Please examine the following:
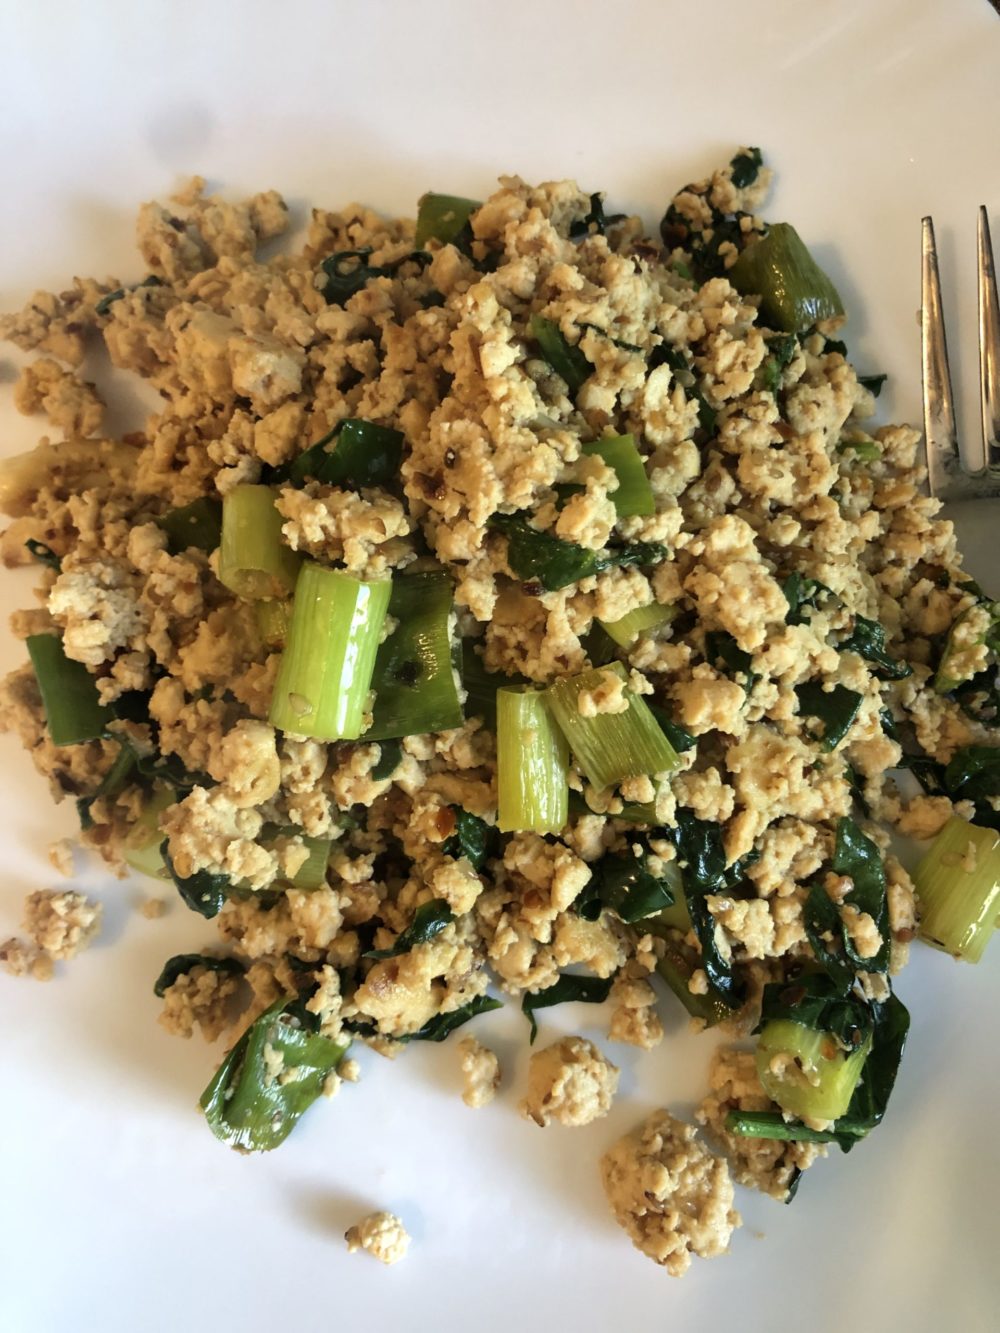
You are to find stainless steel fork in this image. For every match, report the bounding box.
[921,209,1000,499]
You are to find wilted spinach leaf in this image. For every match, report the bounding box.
[647,702,697,753]
[344,993,503,1044]
[319,247,431,305]
[364,900,455,959]
[857,373,888,398]
[162,842,230,919]
[490,512,664,591]
[578,845,675,924]
[795,681,862,750]
[840,616,911,680]
[704,630,757,692]
[153,953,245,998]
[943,744,1000,831]
[24,539,61,571]
[371,739,403,781]
[782,572,827,625]
[522,973,614,1043]
[569,192,627,239]
[442,808,498,871]
[729,146,763,188]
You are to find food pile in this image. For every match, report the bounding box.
[2,149,998,1274]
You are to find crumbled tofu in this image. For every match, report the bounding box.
[23,889,102,960]
[158,963,243,1042]
[458,1036,501,1108]
[345,1211,410,1265]
[520,1035,619,1127]
[601,1110,741,1275]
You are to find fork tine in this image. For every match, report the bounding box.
[978,205,1000,473]
[921,215,960,497]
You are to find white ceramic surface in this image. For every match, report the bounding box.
[1,3,998,1330]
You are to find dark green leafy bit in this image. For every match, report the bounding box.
[667,810,751,1010]
[24,539,61,571]
[943,744,1000,831]
[729,222,845,333]
[278,418,404,490]
[660,203,753,284]
[569,192,627,239]
[743,978,909,1152]
[442,808,498,871]
[781,572,827,625]
[157,497,223,555]
[898,752,947,796]
[319,247,431,305]
[153,953,245,998]
[858,373,888,398]
[704,630,757,693]
[371,739,403,781]
[647,702,697,753]
[26,633,111,746]
[804,816,890,979]
[795,681,862,750]
[366,571,463,740]
[582,621,618,668]
[756,332,798,395]
[729,146,763,189]
[344,993,503,1044]
[840,615,911,680]
[952,667,1000,727]
[522,973,614,1043]
[529,315,591,394]
[162,841,230,919]
[76,744,137,829]
[578,845,675,925]
[364,899,455,959]
[489,512,664,591]
[460,639,528,729]
[200,998,349,1151]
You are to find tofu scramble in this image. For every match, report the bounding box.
[2,149,999,1274]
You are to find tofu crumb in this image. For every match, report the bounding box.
[24,888,102,960]
[520,1035,619,1127]
[344,1211,410,1265]
[158,963,243,1042]
[47,838,75,877]
[140,896,167,919]
[601,1110,741,1275]
[458,1036,501,1108]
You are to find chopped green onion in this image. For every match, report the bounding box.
[123,786,176,880]
[219,485,300,601]
[599,601,674,648]
[286,418,404,489]
[415,193,480,248]
[729,222,845,333]
[26,634,111,746]
[497,686,568,834]
[914,816,1000,962]
[582,435,654,517]
[544,661,680,791]
[367,572,464,740]
[269,562,391,741]
[795,681,862,751]
[724,1110,836,1144]
[655,941,731,1027]
[529,314,590,394]
[201,998,350,1151]
[255,598,292,649]
[157,496,222,554]
[290,836,332,890]
[756,1018,872,1123]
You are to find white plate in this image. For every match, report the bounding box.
[1,3,998,1330]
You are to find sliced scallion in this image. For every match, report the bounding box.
[497,686,568,834]
[219,485,300,600]
[269,562,391,741]
[415,193,480,248]
[756,1018,872,1123]
[255,598,292,650]
[529,315,590,394]
[582,434,654,517]
[914,816,1000,962]
[729,222,845,333]
[367,572,464,740]
[599,601,674,648]
[544,661,680,791]
[26,634,111,746]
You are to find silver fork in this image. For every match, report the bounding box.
[921,208,1000,499]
